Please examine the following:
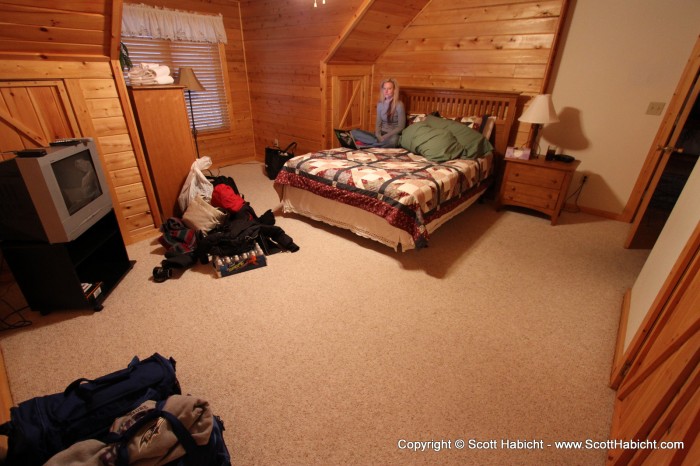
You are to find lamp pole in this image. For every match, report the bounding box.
[186,89,200,158]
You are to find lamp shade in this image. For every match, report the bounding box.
[177,67,205,92]
[518,94,559,124]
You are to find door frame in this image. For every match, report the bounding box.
[622,36,700,234]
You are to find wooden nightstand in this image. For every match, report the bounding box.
[498,157,581,225]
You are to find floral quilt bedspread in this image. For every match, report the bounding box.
[274,147,493,248]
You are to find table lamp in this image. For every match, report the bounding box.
[177,67,206,158]
[518,94,559,158]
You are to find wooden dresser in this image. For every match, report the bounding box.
[128,86,197,220]
[498,157,581,225]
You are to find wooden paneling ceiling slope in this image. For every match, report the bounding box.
[0,0,112,61]
[241,0,568,156]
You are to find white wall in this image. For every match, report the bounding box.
[544,0,700,216]
[625,158,700,350]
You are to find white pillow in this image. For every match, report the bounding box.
[182,195,226,232]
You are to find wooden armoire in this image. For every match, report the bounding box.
[128,85,197,220]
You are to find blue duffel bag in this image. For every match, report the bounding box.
[0,353,181,466]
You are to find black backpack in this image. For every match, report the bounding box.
[0,353,181,466]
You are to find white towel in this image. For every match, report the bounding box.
[151,65,170,77]
[155,76,174,85]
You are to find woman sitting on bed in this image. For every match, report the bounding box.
[351,78,406,148]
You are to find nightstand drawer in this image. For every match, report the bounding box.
[502,181,559,210]
[507,164,566,189]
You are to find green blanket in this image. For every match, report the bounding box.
[399,115,493,162]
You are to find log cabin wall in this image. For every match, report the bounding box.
[0,0,159,244]
[0,0,255,246]
[371,0,569,147]
[241,0,568,157]
[239,0,369,156]
[128,0,255,168]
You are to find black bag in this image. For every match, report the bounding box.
[264,142,297,180]
[0,353,181,466]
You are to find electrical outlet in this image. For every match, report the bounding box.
[274,138,279,147]
[646,102,665,116]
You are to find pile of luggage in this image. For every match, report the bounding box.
[0,353,231,466]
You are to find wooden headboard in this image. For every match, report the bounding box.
[401,87,520,156]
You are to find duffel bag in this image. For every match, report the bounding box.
[0,353,181,466]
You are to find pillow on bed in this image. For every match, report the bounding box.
[400,115,494,162]
[407,111,440,125]
[440,114,496,138]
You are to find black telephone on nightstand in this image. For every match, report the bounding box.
[546,153,575,163]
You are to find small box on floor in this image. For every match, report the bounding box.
[213,247,266,278]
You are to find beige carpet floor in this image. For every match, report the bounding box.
[0,162,650,465]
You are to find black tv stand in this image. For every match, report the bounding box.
[0,210,133,314]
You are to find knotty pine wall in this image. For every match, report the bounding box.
[0,0,160,244]
[239,1,367,156]
[131,0,255,168]
[373,0,568,146]
[0,0,254,245]
[241,0,567,156]
[0,0,569,238]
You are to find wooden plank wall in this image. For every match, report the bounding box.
[0,62,159,244]
[373,0,568,146]
[131,0,255,168]
[240,1,367,156]
[0,0,111,61]
[0,0,160,245]
[241,0,567,156]
[374,0,566,145]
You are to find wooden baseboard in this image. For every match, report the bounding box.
[610,288,632,389]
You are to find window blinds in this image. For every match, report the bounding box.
[123,38,231,133]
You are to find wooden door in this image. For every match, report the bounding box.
[625,37,700,248]
[333,75,369,130]
[0,81,81,155]
[325,64,372,148]
[607,235,700,465]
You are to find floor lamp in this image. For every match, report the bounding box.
[518,94,559,158]
[177,67,206,158]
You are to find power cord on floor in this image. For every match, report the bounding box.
[0,251,32,332]
[563,174,588,213]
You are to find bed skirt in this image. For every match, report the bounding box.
[278,184,486,251]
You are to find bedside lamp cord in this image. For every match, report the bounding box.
[563,175,588,214]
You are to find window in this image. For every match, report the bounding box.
[122,38,231,134]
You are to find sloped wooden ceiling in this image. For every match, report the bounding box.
[0,0,115,61]
[327,0,431,64]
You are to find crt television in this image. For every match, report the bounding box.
[0,138,113,244]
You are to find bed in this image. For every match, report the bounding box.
[274,87,519,251]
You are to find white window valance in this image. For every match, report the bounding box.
[122,3,228,44]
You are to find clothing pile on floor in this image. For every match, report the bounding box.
[154,174,299,282]
[127,63,174,85]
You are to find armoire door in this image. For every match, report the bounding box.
[128,85,197,220]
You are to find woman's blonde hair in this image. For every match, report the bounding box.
[378,78,400,119]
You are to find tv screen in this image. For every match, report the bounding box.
[51,149,103,216]
[0,138,113,244]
